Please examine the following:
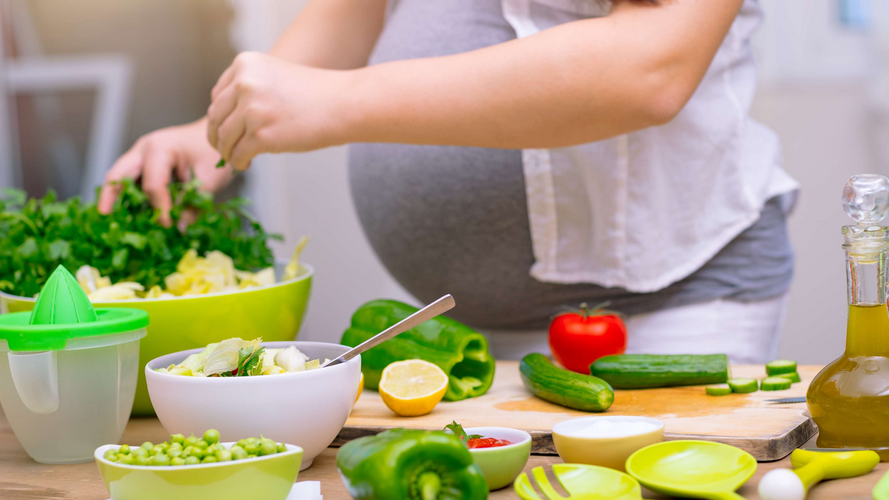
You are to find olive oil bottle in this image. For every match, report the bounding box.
[807,175,889,459]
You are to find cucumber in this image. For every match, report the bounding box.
[520,353,614,412]
[588,354,729,389]
[728,378,758,394]
[761,376,792,391]
[766,359,797,376]
[775,371,801,383]
[705,384,732,396]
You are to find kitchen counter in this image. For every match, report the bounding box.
[1,409,886,499]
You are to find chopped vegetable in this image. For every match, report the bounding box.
[103,429,289,466]
[766,359,797,376]
[727,378,759,394]
[761,376,793,391]
[0,179,280,298]
[156,338,325,377]
[775,372,801,383]
[705,384,733,396]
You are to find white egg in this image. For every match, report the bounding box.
[758,469,806,500]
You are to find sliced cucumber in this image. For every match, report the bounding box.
[728,378,758,394]
[761,376,793,391]
[775,371,801,383]
[705,384,732,396]
[766,359,797,376]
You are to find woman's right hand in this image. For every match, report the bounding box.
[97,118,234,226]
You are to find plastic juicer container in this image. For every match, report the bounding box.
[0,266,148,464]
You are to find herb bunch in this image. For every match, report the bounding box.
[0,178,281,297]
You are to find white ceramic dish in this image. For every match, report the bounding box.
[552,416,665,471]
[145,341,361,470]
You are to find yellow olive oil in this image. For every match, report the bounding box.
[807,304,889,459]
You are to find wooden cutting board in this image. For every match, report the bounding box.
[334,362,817,461]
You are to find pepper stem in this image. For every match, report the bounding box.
[418,471,441,500]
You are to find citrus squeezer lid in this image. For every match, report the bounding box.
[0,266,149,351]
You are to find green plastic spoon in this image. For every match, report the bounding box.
[515,464,643,500]
[625,440,757,500]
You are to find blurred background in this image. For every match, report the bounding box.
[0,0,885,363]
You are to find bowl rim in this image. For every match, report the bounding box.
[449,426,532,454]
[0,263,314,304]
[145,341,359,383]
[94,442,303,471]
[552,416,665,440]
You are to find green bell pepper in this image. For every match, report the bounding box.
[341,300,495,401]
[337,429,489,500]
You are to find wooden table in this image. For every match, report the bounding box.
[1,410,886,499]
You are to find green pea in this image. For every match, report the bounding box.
[203,429,220,445]
[118,444,131,455]
[150,445,165,456]
[205,444,220,456]
[216,449,233,462]
[202,456,218,464]
[277,443,287,453]
[247,454,258,459]
[170,433,185,444]
[135,455,151,466]
[259,440,277,456]
[117,454,135,465]
[168,441,183,449]
[150,453,171,466]
[184,456,200,465]
[236,439,249,448]
[141,442,153,450]
[230,446,247,460]
[171,456,186,466]
[167,448,183,458]
[244,443,259,455]
[103,449,118,460]
[132,447,149,458]
[195,439,209,450]
[184,435,198,447]
[245,437,259,446]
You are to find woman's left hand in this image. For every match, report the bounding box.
[207,52,352,171]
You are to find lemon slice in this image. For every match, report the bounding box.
[379,360,448,417]
[355,372,365,405]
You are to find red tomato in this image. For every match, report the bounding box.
[548,302,627,374]
[467,437,512,449]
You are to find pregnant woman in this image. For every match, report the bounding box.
[99,0,797,363]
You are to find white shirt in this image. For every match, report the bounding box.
[501,0,799,292]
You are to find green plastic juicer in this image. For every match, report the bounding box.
[0,266,148,463]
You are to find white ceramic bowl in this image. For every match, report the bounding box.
[552,416,665,472]
[145,341,360,470]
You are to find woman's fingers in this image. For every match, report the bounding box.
[210,63,236,101]
[206,84,239,153]
[229,134,262,172]
[97,145,144,214]
[215,105,247,164]
[141,147,176,227]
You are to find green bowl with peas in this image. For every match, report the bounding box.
[94,430,302,500]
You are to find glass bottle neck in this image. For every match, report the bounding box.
[844,229,889,356]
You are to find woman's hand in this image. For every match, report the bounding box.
[97,119,233,226]
[207,52,352,172]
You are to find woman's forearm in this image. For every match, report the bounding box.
[339,0,742,149]
[269,0,386,69]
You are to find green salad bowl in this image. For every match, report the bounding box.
[95,442,303,500]
[1,264,313,415]
[465,427,532,490]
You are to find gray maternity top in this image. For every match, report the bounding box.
[348,0,794,330]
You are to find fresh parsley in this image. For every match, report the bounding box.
[444,421,482,446]
[0,178,281,297]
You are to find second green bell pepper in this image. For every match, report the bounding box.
[341,299,496,401]
[337,429,489,500]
